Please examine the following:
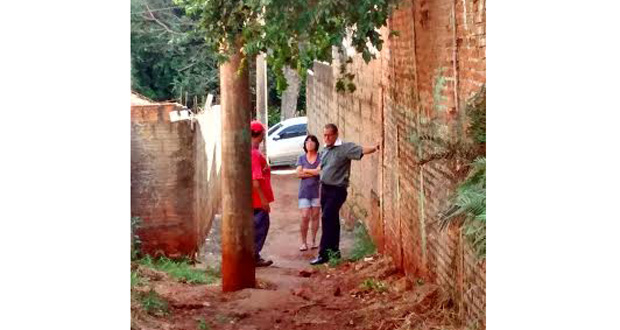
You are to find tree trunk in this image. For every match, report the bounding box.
[220,41,256,292]
[256,53,268,155]
[280,66,300,121]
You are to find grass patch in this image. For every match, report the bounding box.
[131,271,147,287]
[349,222,376,261]
[137,289,169,316]
[139,256,220,284]
[360,277,388,293]
[327,249,343,267]
[197,317,210,330]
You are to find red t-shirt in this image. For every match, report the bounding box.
[251,147,274,209]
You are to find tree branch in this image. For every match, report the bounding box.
[143,2,183,35]
[179,61,197,72]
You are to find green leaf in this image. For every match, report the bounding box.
[336,79,346,92]
[362,49,372,63]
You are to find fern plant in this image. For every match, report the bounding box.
[439,157,486,258]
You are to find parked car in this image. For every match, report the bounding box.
[266,116,308,166]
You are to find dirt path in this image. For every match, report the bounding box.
[132,170,461,330]
[202,169,355,287]
[261,168,355,268]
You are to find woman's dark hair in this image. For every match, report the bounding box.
[303,135,320,153]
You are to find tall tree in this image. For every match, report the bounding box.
[280,67,301,120]
[131,0,219,108]
[176,0,400,291]
[256,54,269,154]
[219,38,255,291]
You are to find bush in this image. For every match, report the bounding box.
[137,289,169,316]
[439,157,486,259]
[349,222,376,261]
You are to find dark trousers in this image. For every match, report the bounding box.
[319,184,348,259]
[253,209,270,260]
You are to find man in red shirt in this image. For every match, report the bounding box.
[250,120,275,267]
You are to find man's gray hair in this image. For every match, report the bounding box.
[324,123,338,133]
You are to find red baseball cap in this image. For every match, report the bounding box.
[250,120,265,134]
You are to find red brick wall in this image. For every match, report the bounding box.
[131,104,223,260]
[131,104,197,258]
[307,0,485,326]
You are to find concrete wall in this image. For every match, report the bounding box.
[193,106,222,256]
[306,0,486,326]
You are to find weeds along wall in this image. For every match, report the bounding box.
[131,103,222,259]
[306,0,486,326]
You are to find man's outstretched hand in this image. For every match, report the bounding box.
[362,143,381,155]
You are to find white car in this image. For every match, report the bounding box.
[266,116,308,166]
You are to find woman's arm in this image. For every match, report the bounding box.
[303,165,321,176]
[297,165,314,178]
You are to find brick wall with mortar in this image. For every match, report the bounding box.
[131,104,222,260]
[306,0,485,326]
[131,104,198,258]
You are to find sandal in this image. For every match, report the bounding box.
[311,243,319,249]
[299,244,308,251]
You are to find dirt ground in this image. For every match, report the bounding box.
[132,171,462,330]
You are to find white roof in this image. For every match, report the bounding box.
[278,116,307,125]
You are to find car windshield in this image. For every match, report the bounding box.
[268,123,283,136]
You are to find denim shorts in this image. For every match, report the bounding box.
[299,198,320,209]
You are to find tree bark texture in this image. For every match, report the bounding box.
[220,41,256,292]
[280,66,300,121]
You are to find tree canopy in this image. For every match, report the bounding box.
[174,0,400,92]
[131,0,220,107]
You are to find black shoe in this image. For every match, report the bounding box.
[255,258,273,267]
[310,256,328,265]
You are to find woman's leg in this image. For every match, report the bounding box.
[310,206,320,248]
[300,206,311,250]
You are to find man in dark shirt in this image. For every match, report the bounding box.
[306,123,380,265]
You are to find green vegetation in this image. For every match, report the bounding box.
[137,289,169,316]
[131,216,143,261]
[437,86,486,259]
[175,0,401,93]
[349,221,376,261]
[131,271,147,288]
[131,0,219,108]
[440,157,486,258]
[197,317,209,330]
[360,278,388,293]
[139,256,220,284]
[327,249,343,267]
[407,85,486,259]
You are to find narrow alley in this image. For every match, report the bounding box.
[131,170,460,330]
